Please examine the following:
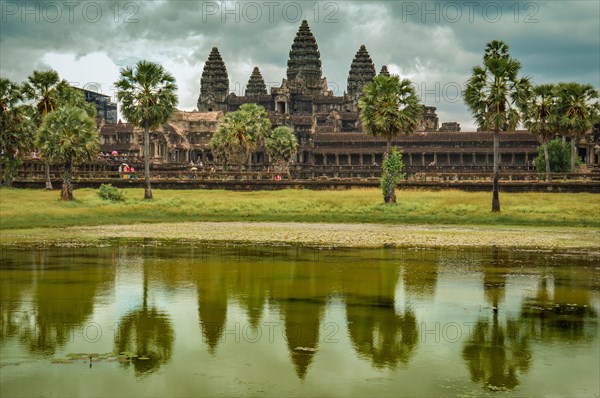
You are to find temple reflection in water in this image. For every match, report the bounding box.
[0,245,598,394]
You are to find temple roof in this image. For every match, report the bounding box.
[379,65,390,77]
[347,45,376,96]
[199,47,229,100]
[286,20,323,87]
[245,67,267,97]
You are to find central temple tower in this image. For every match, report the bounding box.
[285,20,327,95]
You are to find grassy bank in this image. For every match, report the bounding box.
[1,187,599,229]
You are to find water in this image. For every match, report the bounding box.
[1,244,598,397]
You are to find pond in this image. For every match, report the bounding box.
[0,244,598,397]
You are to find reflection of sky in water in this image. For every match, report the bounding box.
[0,246,598,397]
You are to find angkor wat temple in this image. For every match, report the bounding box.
[99,20,600,171]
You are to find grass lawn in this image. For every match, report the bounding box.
[1,187,599,230]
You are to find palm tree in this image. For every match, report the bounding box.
[209,103,271,168]
[115,61,178,199]
[554,82,599,172]
[463,40,530,212]
[523,84,557,181]
[23,70,70,190]
[36,106,99,200]
[358,74,422,203]
[264,126,298,175]
[0,78,36,186]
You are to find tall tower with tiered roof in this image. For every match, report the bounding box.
[197,47,229,112]
[347,45,376,97]
[285,20,327,95]
[245,67,267,97]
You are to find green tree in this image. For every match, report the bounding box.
[534,138,574,173]
[37,106,99,200]
[23,70,70,190]
[115,61,178,199]
[359,74,421,203]
[463,40,531,212]
[380,148,405,202]
[209,103,271,167]
[523,84,557,180]
[554,82,599,172]
[0,78,36,186]
[264,126,298,175]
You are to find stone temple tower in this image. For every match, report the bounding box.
[245,67,267,97]
[347,45,376,97]
[197,47,229,112]
[285,20,327,95]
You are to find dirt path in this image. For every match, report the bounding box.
[2,222,598,252]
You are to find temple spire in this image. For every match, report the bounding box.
[197,47,229,111]
[286,20,323,90]
[347,45,376,96]
[245,67,267,97]
[379,65,390,77]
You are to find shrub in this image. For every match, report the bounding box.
[534,138,580,173]
[98,184,125,201]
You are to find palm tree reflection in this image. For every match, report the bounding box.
[115,259,174,376]
[344,257,418,369]
[462,314,530,391]
[462,250,530,391]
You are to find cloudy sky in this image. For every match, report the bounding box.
[1,0,598,130]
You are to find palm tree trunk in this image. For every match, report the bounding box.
[570,135,577,173]
[143,120,153,199]
[61,160,72,200]
[562,135,566,148]
[543,141,551,181]
[492,130,500,212]
[44,161,53,190]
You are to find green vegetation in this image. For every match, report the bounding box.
[380,148,405,199]
[523,83,557,180]
[24,70,72,190]
[1,188,598,230]
[115,60,179,200]
[37,106,99,200]
[264,126,298,175]
[554,82,599,172]
[463,40,531,212]
[0,78,36,187]
[359,74,422,203]
[98,184,125,201]
[534,138,577,173]
[210,103,271,166]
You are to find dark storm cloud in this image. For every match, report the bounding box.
[1,0,598,128]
